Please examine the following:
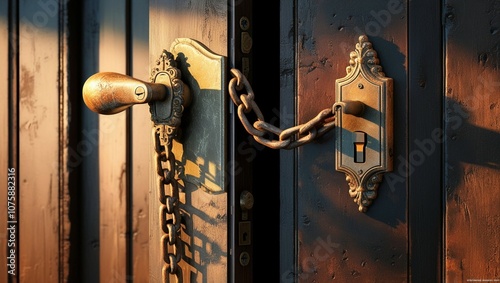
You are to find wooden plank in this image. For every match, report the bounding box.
[130,0,150,281]
[295,0,408,281]
[0,0,10,281]
[149,0,227,66]
[18,0,64,281]
[279,1,297,281]
[59,3,72,281]
[98,0,129,282]
[80,0,100,281]
[444,0,500,281]
[149,1,228,281]
[407,0,443,281]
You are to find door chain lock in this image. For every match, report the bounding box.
[82,33,391,283]
[83,49,190,282]
[228,35,393,212]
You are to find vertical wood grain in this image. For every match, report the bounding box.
[149,0,228,281]
[130,0,150,281]
[80,0,100,281]
[295,0,408,281]
[18,0,71,281]
[444,0,500,281]
[279,1,297,281]
[408,0,443,281]
[149,0,227,67]
[98,0,128,282]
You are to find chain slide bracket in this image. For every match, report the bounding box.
[228,35,393,212]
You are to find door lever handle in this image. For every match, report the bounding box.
[333,100,365,117]
[83,72,168,114]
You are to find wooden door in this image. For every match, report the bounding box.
[1,0,152,282]
[148,1,281,282]
[148,1,229,282]
[2,0,498,282]
[277,0,500,282]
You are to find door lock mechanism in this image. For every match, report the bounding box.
[229,35,393,212]
[334,35,393,212]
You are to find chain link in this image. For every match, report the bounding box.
[150,67,338,282]
[154,124,183,283]
[228,68,337,149]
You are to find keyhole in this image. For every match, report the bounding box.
[354,131,366,163]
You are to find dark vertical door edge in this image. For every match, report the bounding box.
[408,0,443,282]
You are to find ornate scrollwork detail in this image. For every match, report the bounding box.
[150,50,186,129]
[346,173,383,212]
[346,35,386,78]
[151,50,178,81]
[336,35,393,213]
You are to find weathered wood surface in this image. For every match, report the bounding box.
[79,1,151,282]
[80,1,101,281]
[279,1,297,281]
[408,0,443,281]
[98,1,129,282]
[16,0,72,281]
[130,0,151,281]
[444,0,500,281]
[149,0,228,281]
[295,0,408,281]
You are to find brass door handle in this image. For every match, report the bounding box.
[82,49,190,124]
[83,72,168,114]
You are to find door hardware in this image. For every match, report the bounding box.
[83,71,176,115]
[84,49,190,280]
[228,35,393,212]
[334,35,393,212]
[238,221,251,246]
[82,38,229,282]
[239,190,254,221]
[353,131,367,163]
[82,34,389,282]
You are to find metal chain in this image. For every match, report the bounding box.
[154,124,183,283]
[149,67,338,282]
[228,68,337,149]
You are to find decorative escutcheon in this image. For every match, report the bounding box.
[335,35,393,212]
